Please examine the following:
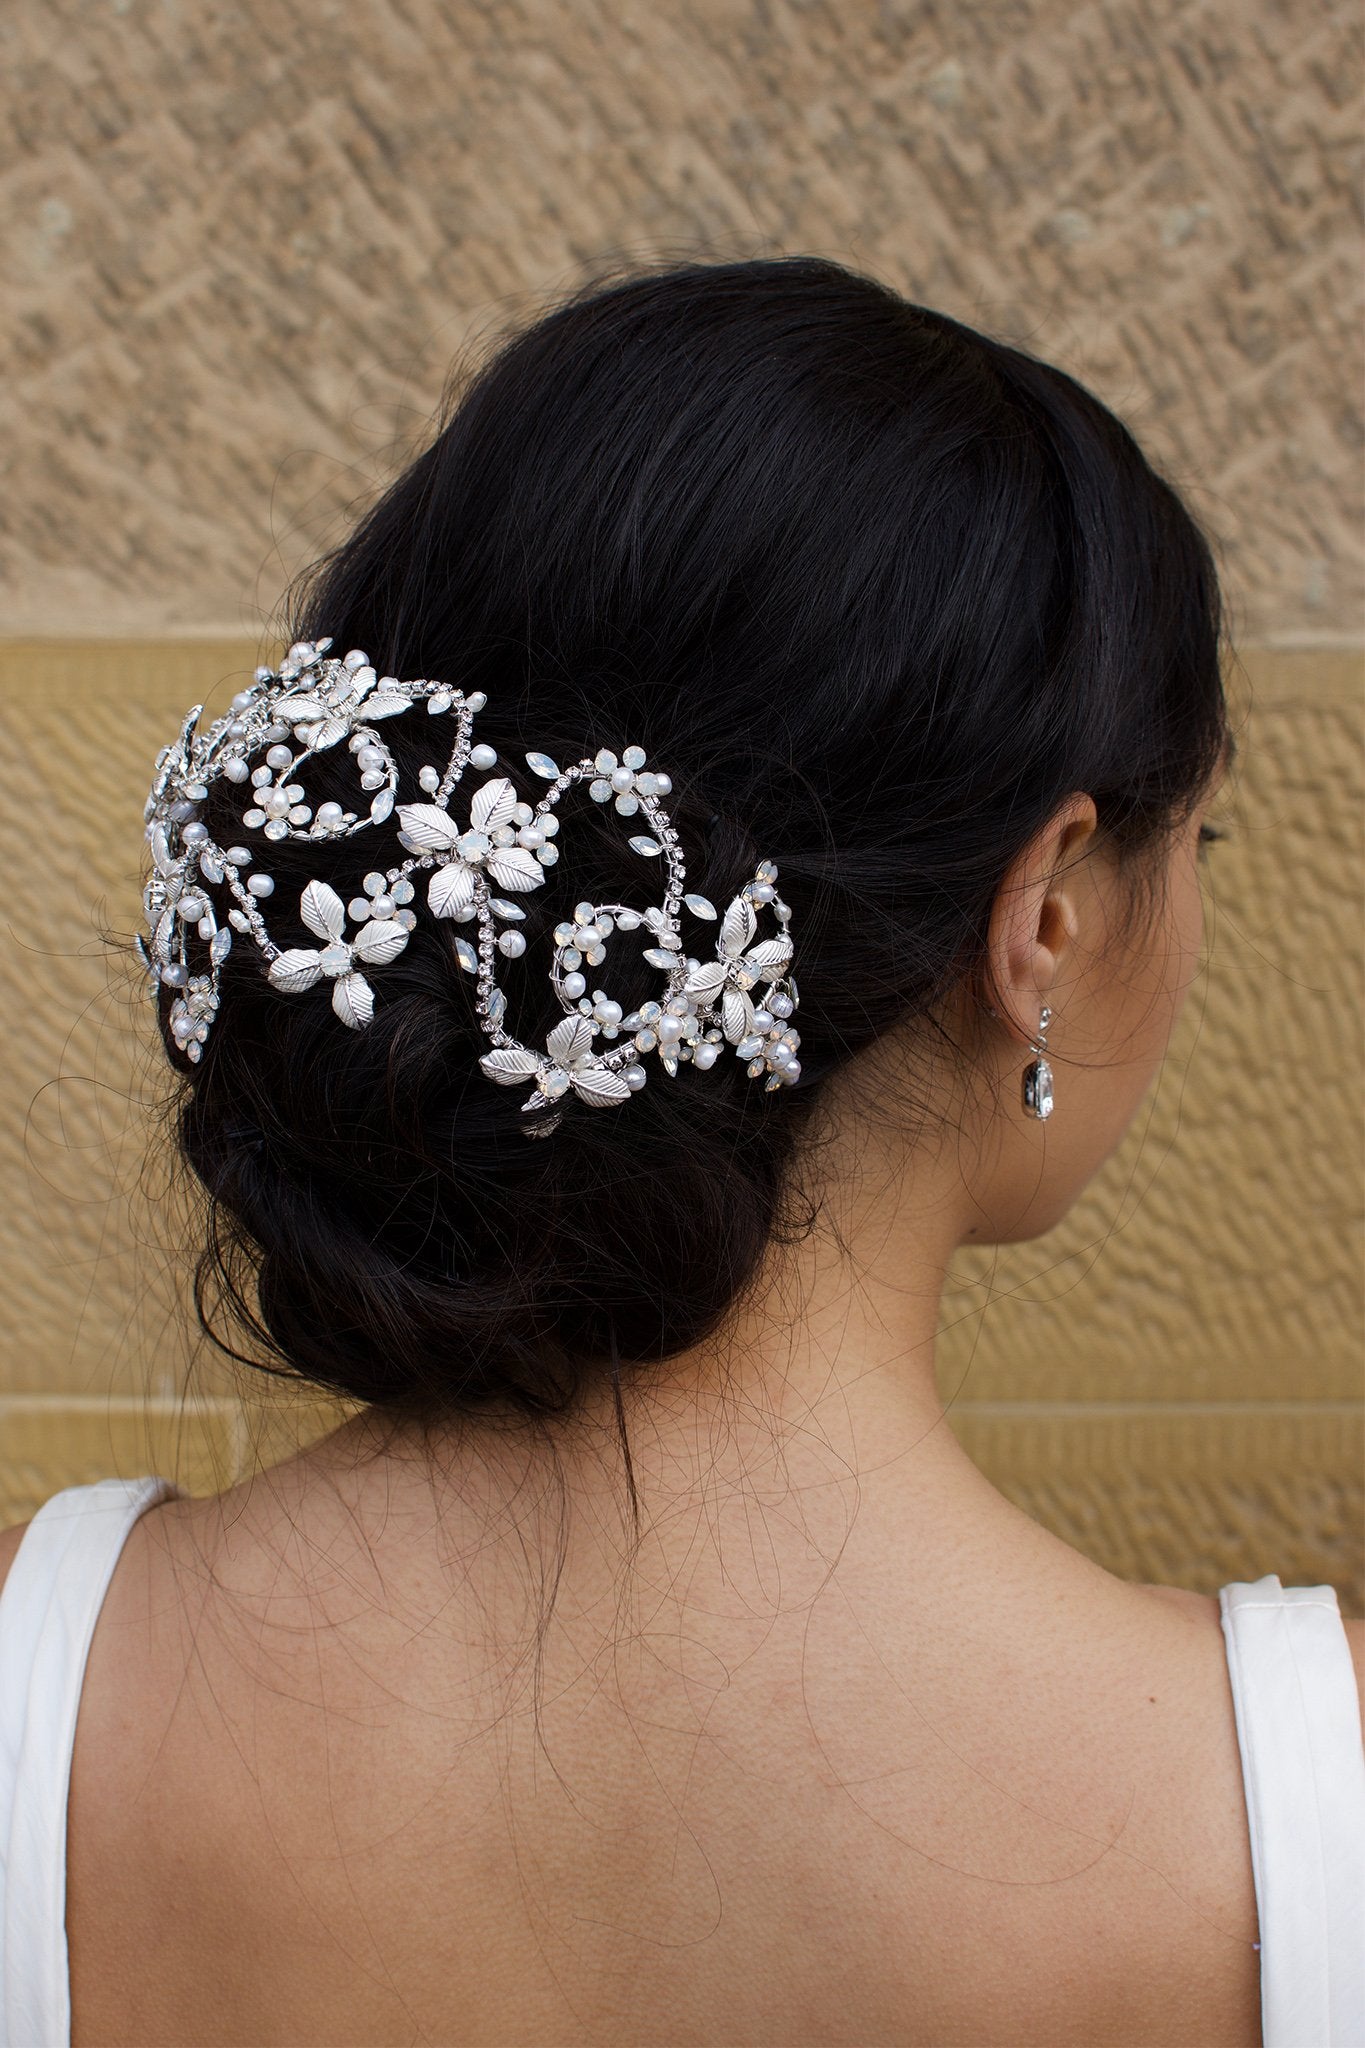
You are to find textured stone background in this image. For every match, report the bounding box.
[0,0,1360,1600]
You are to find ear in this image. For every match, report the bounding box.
[982,793,1096,1044]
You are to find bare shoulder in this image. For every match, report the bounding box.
[0,1518,33,1601]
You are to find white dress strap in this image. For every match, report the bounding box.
[1220,1575,1365,2048]
[0,1476,180,2048]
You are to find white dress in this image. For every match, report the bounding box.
[1,1477,1362,2046]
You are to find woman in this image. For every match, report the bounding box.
[1,256,1360,2047]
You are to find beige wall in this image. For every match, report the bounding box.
[2,2,1361,1600]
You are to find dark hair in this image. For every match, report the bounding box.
[166,255,1230,1455]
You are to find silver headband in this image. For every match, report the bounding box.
[139,639,801,1135]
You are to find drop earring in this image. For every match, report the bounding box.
[1021,1005,1054,1120]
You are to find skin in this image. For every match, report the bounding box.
[5,736,1360,2046]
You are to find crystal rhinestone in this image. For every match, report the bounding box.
[684,894,717,919]
[594,749,617,773]
[210,928,233,963]
[539,1067,571,1100]
[589,780,613,803]
[488,898,525,920]
[242,808,266,830]
[1023,1056,1054,1119]
[526,752,560,780]
[487,988,506,1024]
[427,690,453,714]
[622,746,647,770]
[536,844,559,865]
[263,819,288,840]
[396,909,418,931]
[455,939,478,974]
[199,853,225,885]
[643,948,678,969]
[628,837,662,857]
[348,898,370,923]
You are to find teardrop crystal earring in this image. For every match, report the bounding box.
[1021,1004,1054,1120]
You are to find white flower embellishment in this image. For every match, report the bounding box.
[273,654,415,752]
[479,1012,631,1110]
[396,777,546,917]
[683,891,793,1042]
[266,880,410,1028]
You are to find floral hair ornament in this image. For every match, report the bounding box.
[139,639,802,1135]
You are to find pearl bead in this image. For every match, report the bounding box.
[498,930,527,957]
[470,744,497,770]
[657,1015,683,1045]
[369,893,395,918]
[225,846,251,865]
[315,802,344,829]
[263,789,291,818]
[623,1064,647,1091]
[266,744,293,769]
[231,689,256,713]
[223,757,250,783]
[181,821,209,844]
[692,1042,719,1069]
[246,874,274,897]
[562,971,586,998]
[357,745,386,771]
[610,766,634,792]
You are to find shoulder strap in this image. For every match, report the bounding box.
[1220,1575,1365,2048]
[0,1476,180,2048]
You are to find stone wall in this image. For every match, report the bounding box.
[2,0,1360,1600]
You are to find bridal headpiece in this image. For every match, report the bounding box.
[139,639,802,1135]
